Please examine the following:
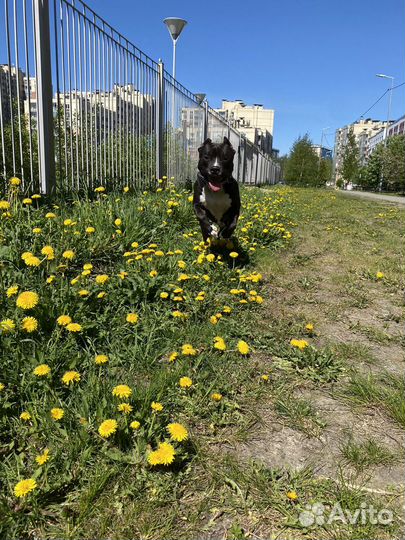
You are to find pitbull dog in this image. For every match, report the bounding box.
[193,137,240,241]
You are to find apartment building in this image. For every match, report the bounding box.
[311,145,333,159]
[0,65,25,123]
[333,118,388,180]
[215,100,275,155]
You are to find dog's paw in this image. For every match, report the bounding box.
[209,224,219,238]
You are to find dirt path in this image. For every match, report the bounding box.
[235,189,405,493]
[339,190,405,205]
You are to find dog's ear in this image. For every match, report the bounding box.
[223,136,235,156]
[198,138,212,155]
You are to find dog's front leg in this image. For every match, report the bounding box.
[219,208,239,239]
[194,202,217,241]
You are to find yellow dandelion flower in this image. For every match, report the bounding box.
[25,255,41,267]
[126,313,139,324]
[210,315,218,325]
[51,407,64,420]
[149,270,158,278]
[151,401,163,412]
[229,252,239,259]
[57,315,71,326]
[35,448,50,465]
[23,198,32,205]
[85,226,95,234]
[167,422,188,442]
[147,442,175,466]
[46,275,55,284]
[78,290,89,297]
[178,273,189,282]
[211,392,223,402]
[20,411,32,421]
[0,199,10,209]
[114,218,122,227]
[98,419,118,438]
[214,336,227,351]
[376,271,384,279]
[66,323,82,332]
[97,291,106,299]
[222,306,232,314]
[0,319,15,333]
[261,374,269,381]
[112,385,132,399]
[290,339,309,350]
[237,340,250,355]
[117,402,133,414]
[94,186,106,193]
[0,383,4,391]
[305,323,314,333]
[62,250,75,260]
[14,478,37,498]
[61,371,81,385]
[130,420,141,430]
[41,245,55,260]
[32,227,42,234]
[16,291,39,310]
[160,291,169,299]
[10,176,21,186]
[181,343,197,356]
[45,212,56,219]
[95,274,109,285]
[287,490,298,501]
[6,285,19,297]
[95,354,109,365]
[22,316,38,333]
[179,376,193,388]
[33,364,50,377]
[169,351,178,362]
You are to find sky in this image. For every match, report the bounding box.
[87,0,404,155]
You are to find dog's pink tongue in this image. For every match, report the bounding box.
[208,182,222,192]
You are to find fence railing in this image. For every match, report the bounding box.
[0,0,281,194]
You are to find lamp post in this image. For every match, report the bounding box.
[376,73,394,190]
[163,17,187,79]
[376,73,394,141]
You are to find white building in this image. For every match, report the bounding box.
[214,100,275,155]
[333,118,388,181]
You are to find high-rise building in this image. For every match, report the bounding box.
[0,65,25,124]
[214,100,275,155]
[333,118,388,181]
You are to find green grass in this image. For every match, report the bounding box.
[340,372,405,428]
[340,437,401,471]
[1,184,404,539]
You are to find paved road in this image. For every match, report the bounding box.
[339,190,405,205]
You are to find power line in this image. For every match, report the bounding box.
[357,89,389,120]
[357,81,405,121]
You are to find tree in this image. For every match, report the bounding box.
[382,135,405,193]
[284,134,319,185]
[318,157,333,185]
[339,128,359,187]
[362,144,384,190]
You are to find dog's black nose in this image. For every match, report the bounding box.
[210,166,220,174]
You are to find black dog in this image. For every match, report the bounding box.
[193,137,240,241]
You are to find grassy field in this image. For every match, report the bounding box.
[0,181,404,539]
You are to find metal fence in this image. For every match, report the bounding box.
[0,0,281,194]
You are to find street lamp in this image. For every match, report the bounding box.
[376,73,394,141]
[194,93,206,105]
[163,17,187,79]
[376,73,394,191]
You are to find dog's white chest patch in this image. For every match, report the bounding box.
[200,187,231,223]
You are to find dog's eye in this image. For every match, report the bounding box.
[204,155,210,160]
